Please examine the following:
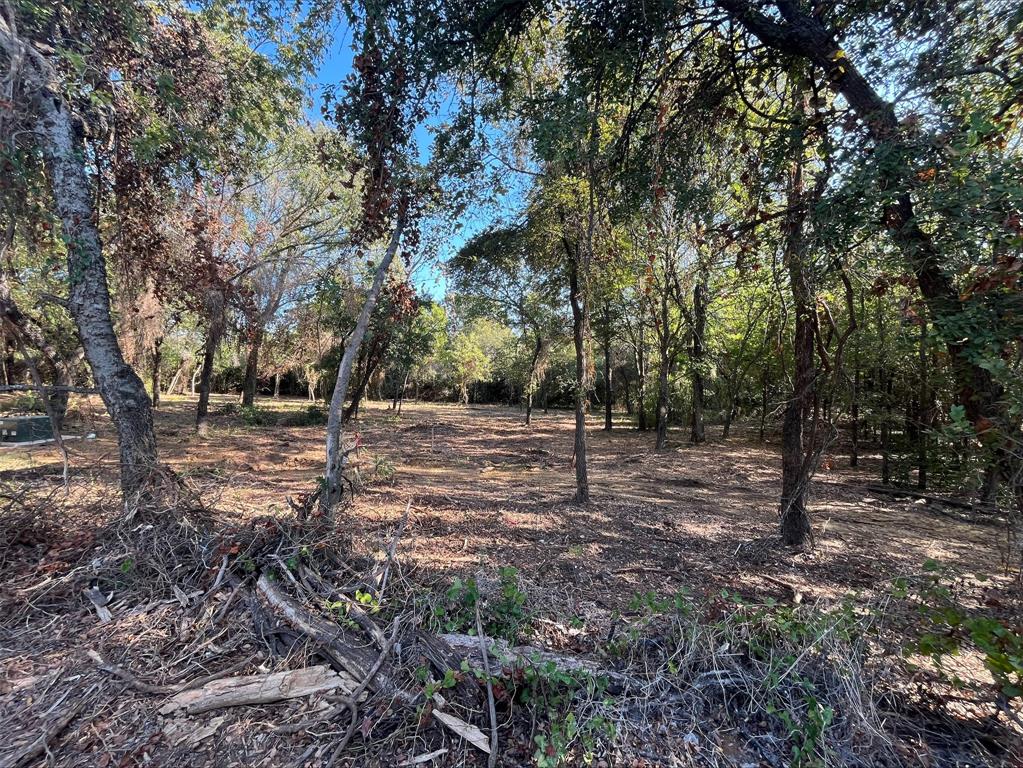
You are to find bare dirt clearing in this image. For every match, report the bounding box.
[1,396,1006,609]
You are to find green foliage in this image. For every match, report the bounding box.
[899,561,1023,703]
[238,405,276,426]
[430,566,531,643]
[370,455,396,481]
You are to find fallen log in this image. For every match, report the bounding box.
[864,484,997,513]
[439,633,635,693]
[255,573,416,704]
[159,665,353,715]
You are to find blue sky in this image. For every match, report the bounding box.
[303,23,530,303]
[305,31,463,302]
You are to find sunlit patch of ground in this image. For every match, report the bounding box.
[2,394,1012,608]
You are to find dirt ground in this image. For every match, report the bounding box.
[2,396,1020,768]
[0,395,1012,611]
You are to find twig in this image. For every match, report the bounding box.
[377,498,412,598]
[277,616,402,737]
[475,604,499,768]
[87,650,255,696]
[0,696,87,768]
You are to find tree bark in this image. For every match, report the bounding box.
[917,319,929,489]
[525,334,543,426]
[778,78,814,549]
[241,326,264,407]
[322,217,404,517]
[689,270,707,444]
[720,0,1002,430]
[602,305,613,431]
[759,368,769,443]
[568,256,590,503]
[636,323,648,431]
[35,84,157,499]
[196,290,225,436]
[397,369,409,415]
[151,335,162,409]
[655,293,670,450]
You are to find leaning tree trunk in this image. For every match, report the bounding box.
[322,217,404,517]
[568,258,590,504]
[36,86,157,501]
[241,325,264,407]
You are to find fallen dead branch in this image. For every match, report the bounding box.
[255,572,414,703]
[159,664,352,715]
[440,632,635,693]
[0,695,88,768]
[88,650,258,697]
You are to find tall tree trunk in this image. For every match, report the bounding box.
[759,368,769,442]
[397,369,409,415]
[322,217,404,517]
[636,323,648,431]
[721,0,1003,432]
[602,306,613,431]
[655,294,670,450]
[151,335,163,409]
[850,293,863,468]
[241,326,264,407]
[196,291,225,437]
[690,271,707,444]
[917,319,929,490]
[781,266,815,547]
[778,80,814,549]
[35,83,157,500]
[568,257,590,503]
[274,371,281,398]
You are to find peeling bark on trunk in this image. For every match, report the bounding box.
[35,88,158,501]
[322,217,404,518]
